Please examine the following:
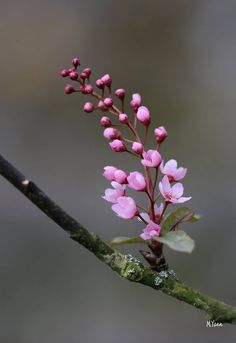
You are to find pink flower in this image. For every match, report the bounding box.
[114,169,127,184]
[102,182,125,203]
[154,126,168,143]
[141,150,162,168]
[112,196,138,219]
[109,139,126,152]
[103,128,121,140]
[139,203,164,223]
[160,159,187,182]
[132,142,143,155]
[136,106,151,126]
[103,166,117,181]
[159,175,191,204]
[127,171,146,191]
[140,221,161,240]
[104,97,113,107]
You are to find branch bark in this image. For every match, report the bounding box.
[0,153,235,325]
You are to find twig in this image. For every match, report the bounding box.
[0,153,235,325]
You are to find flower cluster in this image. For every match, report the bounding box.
[61,58,192,243]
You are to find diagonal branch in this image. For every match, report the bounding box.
[0,153,235,325]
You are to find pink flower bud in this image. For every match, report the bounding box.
[98,100,108,111]
[103,98,113,107]
[68,67,76,73]
[100,116,111,127]
[69,71,78,80]
[101,74,112,86]
[109,139,126,152]
[80,72,87,80]
[83,84,93,94]
[83,68,92,77]
[112,196,138,219]
[132,142,143,155]
[136,106,151,126]
[130,93,141,111]
[141,150,162,168]
[140,221,161,240]
[119,113,129,124]
[83,102,94,113]
[64,84,75,94]
[96,79,105,89]
[60,69,69,77]
[103,166,117,181]
[72,58,80,68]
[127,171,146,191]
[115,88,126,99]
[154,126,168,143]
[114,169,128,184]
[103,128,121,140]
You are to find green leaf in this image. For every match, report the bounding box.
[161,207,199,235]
[155,230,195,253]
[109,236,146,247]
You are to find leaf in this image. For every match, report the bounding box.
[161,207,199,235]
[109,236,146,247]
[155,230,195,253]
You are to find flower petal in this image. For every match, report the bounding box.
[172,182,184,198]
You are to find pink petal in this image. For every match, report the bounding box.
[174,167,187,181]
[164,159,177,174]
[162,175,171,193]
[171,183,184,198]
[177,196,192,203]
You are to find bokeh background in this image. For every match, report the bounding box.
[0,0,236,341]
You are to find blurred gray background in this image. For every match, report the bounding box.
[0,0,236,342]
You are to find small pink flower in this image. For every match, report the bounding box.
[141,150,162,168]
[136,106,151,126]
[103,166,117,181]
[72,57,80,68]
[159,175,191,204]
[140,221,161,240]
[103,128,121,140]
[112,196,138,219]
[132,142,143,155]
[154,126,168,143]
[138,203,164,223]
[114,169,127,184]
[64,84,75,94]
[102,182,125,203]
[127,171,146,191]
[160,159,187,182]
[109,139,126,152]
[83,84,93,94]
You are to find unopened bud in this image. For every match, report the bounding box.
[115,88,126,99]
[109,139,126,152]
[132,142,143,155]
[72,58,80,68]
[64,84,75,94]
[119,113,129,124]
[103,98,113,107]
[83,102,94,113]
[136,106,151,126]
[100,116,111,127]
[103,128,121,140]
[154,126,168,143]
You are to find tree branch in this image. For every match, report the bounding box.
[0,153,235,325]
